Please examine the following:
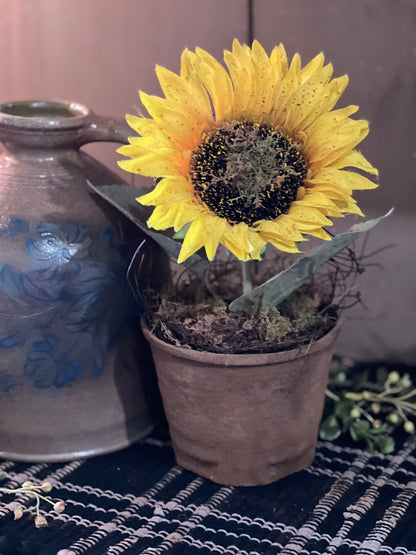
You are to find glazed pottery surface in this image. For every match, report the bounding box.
[142,321,341,486]
[0,100,163,461]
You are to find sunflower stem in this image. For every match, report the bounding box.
[241,261,253,295]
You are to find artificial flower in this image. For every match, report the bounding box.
[118,40,378,263]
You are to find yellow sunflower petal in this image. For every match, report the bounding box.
[155,64,213,125]
[194,47,234,121]
[287,204,333,228]
[258,232,301,254]
[256,216,304,253]
[126,132,175,153]
[332,149,379,176]
[255,217,305,242]
[178,213,226,263]
[138,177,194,206]
[146,202,182,230]
[118,152,186,178]
[305,104,359,135]
[139,92,201,149]
[221,222,251,261]
[270,43,288,76]
[335,199,365,216]
[247,228,266,259]
[250,40,278,116]
[306,119,370,173]
[271,53,301,122]
[300,52,325,84]
[309,168,378,192]
[294,191,344,218]
[117,144,147,159]
[125,115,159,136]
[284,63,334,132]
[173,201,205,231]
[306,227,333,240]
[305,182,352,201]
[224,39,256,117]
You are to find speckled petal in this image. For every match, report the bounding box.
[173,201,205,231]
[156,64,213,126]
[255,218,305,242]
[224,39,256,117]
[194,47,234,121]
[178,213,225,263]
[221,222,251,261]
[332,149,379,175]
[138,177,194,205]
[270,43,288,76]
[284,63,334,132]
[139,92,201,149]
[308,168,378,192]
[299,52,325,84]
[118,151,186,178]
[271,53,301,122]
[146,203,182,230]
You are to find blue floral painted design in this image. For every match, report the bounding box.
[0,219,136,390]
[0,218,29,238]
[0,374,22,392]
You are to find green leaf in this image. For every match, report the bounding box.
[342,416,356,432]
[365,437,375,452]
[377,436,395,454]
[369,423,388,435]
[334,399,354,419]
[229,210,393,313]
[319,415,342,441]
[349,419,371,441]
[173,222,192,240]
[87,183,209,279]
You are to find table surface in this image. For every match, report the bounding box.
[0,426,416,555]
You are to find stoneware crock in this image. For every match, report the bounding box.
[142,319,341,486]
[0,100,164,462]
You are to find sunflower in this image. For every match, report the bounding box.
[118,40,378,263]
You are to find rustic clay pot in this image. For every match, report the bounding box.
[0,100,165,462]
[142,320,341,486]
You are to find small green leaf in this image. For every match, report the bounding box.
[342,416,356,432]
[334,399,354,419]
[319,415,342,441]
[349,419,370,441]
[365,438,375,452]
[377,436,395,454]
[370,423,388,435]
[173,222,192,240]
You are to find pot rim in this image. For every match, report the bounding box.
[141,318,341,367]
[0,100,91,130]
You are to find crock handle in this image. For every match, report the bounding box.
[77,114,131,146]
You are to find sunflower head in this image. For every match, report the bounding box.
[118,40,378,264]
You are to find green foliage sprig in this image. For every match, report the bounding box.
[320,360,416,454]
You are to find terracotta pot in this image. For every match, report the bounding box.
[142,320,341,486]
[0,100,165,462]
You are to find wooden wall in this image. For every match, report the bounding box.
[1,0,415,363]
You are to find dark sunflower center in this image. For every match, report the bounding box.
[190,120,307,226]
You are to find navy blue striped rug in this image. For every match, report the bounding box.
[0,427,415,555]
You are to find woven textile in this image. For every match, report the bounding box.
[1,429,416,555]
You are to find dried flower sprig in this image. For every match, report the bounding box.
[0,479,65,528]
[320,360,416,453]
